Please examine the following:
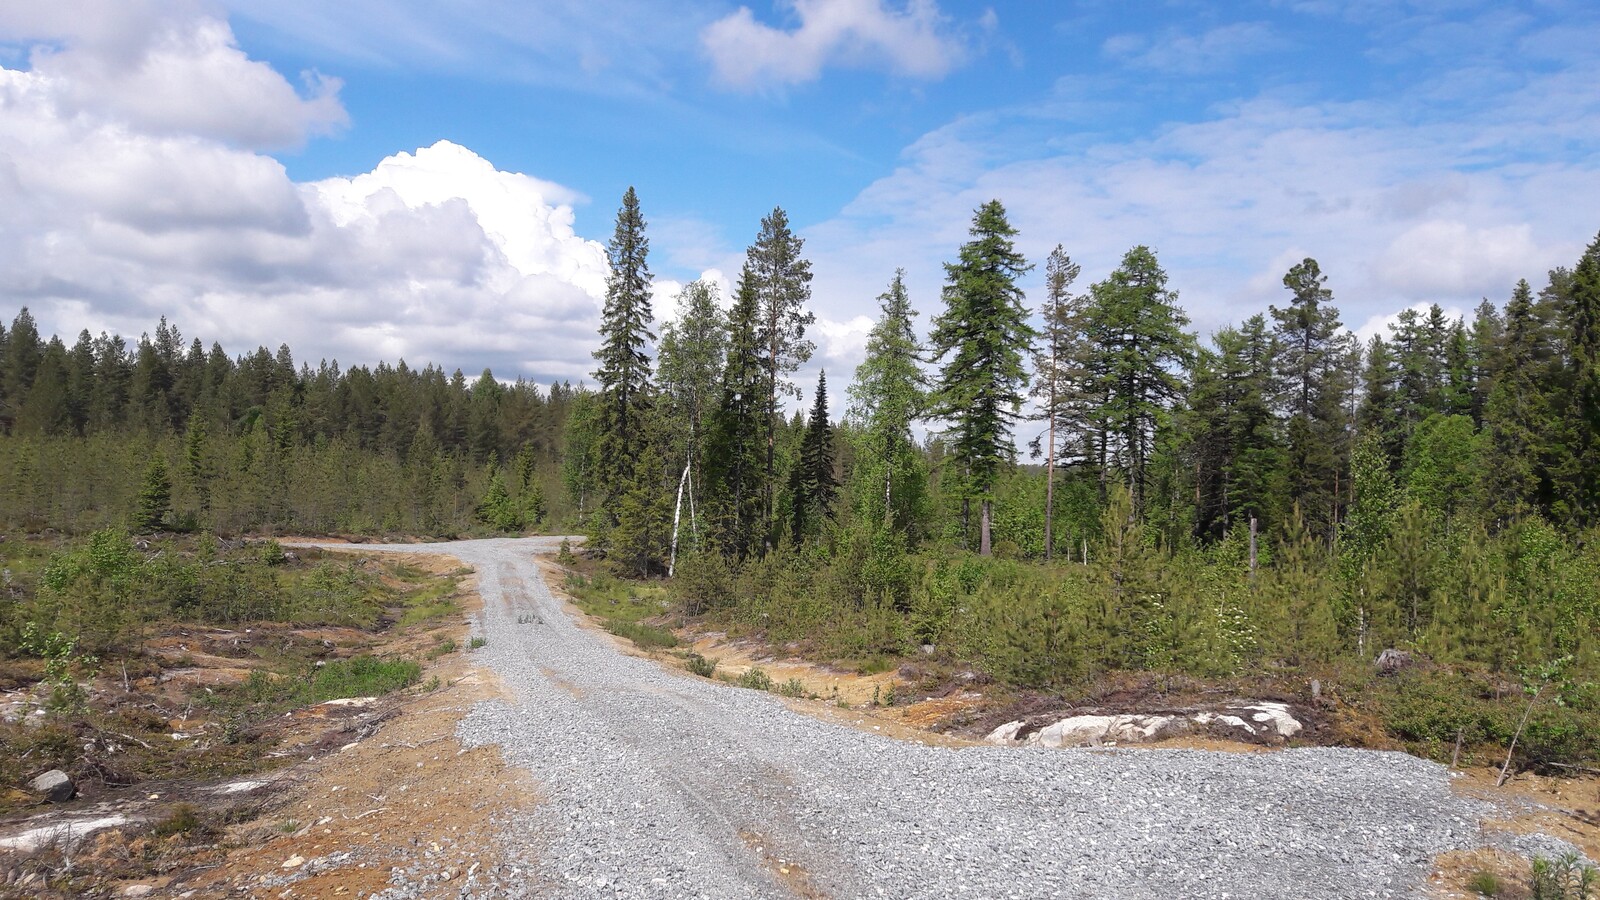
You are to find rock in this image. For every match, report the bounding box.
[28,769,74,802]
[122,885,156,897]
[1243,702,1302,738]
[282,855,305,869]
[1375,648,1413,675]
[985,721,1026,744]
[1031,715,1188,748]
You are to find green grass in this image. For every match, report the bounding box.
[396,570,462,627]
[565,571,678,651]
[603,619,678,650]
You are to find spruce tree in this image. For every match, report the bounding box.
[790,372,837,542]
[135,456,172,533]
[705,271,767,558]
[847,270,928,539]
[591,186,655,537]
[1483,279,1553,521]
[929,200,1035,555]
[1084,245,1191,518]
[1559,231,1600,527]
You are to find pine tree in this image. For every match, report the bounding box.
[1085,245,1192,518]
[790,372,838,542]
[1270,258,1354,541]
[591,186,656,535]
[929,200,1035,556]
[1031,246,1089,560]
[847,270,928,540]
[1187,316,1284,542]
[746,208,815,541]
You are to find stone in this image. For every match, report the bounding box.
[985,721,1026,744]
[122,885,156,897]
[28,769,74,802]
[1375,648,1414,675]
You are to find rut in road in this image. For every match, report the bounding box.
[298,537,1566,900]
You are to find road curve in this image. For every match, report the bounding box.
[294,536,1537,900]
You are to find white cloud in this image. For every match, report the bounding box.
[1,1,344,149]
[1103,22,1284,75]
[702,0,966,90]
[0,8,611,384]
[800,83,1599,348]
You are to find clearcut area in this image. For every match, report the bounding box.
[297,537,1577,900]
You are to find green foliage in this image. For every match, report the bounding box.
[135,455,172,532]
[1531,852,1598,900]
[737,666,773,691]
[603,619,678,650]
[929,200,1034,554]
[684,652,718,678]
[1466,870,1502,896]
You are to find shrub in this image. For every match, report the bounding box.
[684,652,717,678]
[776,677,806,698]
[737,667,772,691]
[1531,852,1597,900]
[1467,870,1501,896]
[469,636,487,649]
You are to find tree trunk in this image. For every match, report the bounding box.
[668,458,690,577]
[1045,412,1056,562]
[980,499,993,556]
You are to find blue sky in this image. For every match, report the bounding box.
[1,0,1597,388]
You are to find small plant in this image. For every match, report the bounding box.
[737,667,773,691]
[260,539,288,566]
[882,682,897,706]
[153,803,207,838]
[557,538,576,565]
[422,675,442,692]
[277,819,300,834]
[776,678,806,698]
[685,653,718,678]
[1531,852,1597,900]
[1467,870,1502,896]
[426,638,458,659]
[19,623,98,714]
[469,636,487,649]
[603,619,678,650]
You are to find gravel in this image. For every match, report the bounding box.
[304,537,1587,899]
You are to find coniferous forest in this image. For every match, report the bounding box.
[4,191,1599,769]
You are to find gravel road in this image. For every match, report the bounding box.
[302,537,1579,899]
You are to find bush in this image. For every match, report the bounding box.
[737,667,773,691]
[684,652,717,678]
[1531,853,1597,900]
[307,656,421,701]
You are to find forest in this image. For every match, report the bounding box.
[1,187,1598,769]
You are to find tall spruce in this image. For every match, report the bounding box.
[789,372,837,542]
[705,271,767,558]
[1270,258,1354,539]
[1557,231,1600,526]
[847,270,928,538]
[746,208,815,543]
[1085,245,1192,517]
[1031,246,1088,560]
[929,200,1035,556]
[592,186,655,536]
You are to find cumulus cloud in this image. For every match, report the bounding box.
[702,0,966,89]
[0,1,345,149]
[0,6,611,384]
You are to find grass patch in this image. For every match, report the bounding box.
[396,572,461,627]
[603,619,678,650]
[565,571,678,651]
[425,638,458,659]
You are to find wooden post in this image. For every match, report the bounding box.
[1451,728,1463,769]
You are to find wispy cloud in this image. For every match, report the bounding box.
[1102,22,1285,75]
[702,0,969,90]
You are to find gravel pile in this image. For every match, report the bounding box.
[307,538,1587,899]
